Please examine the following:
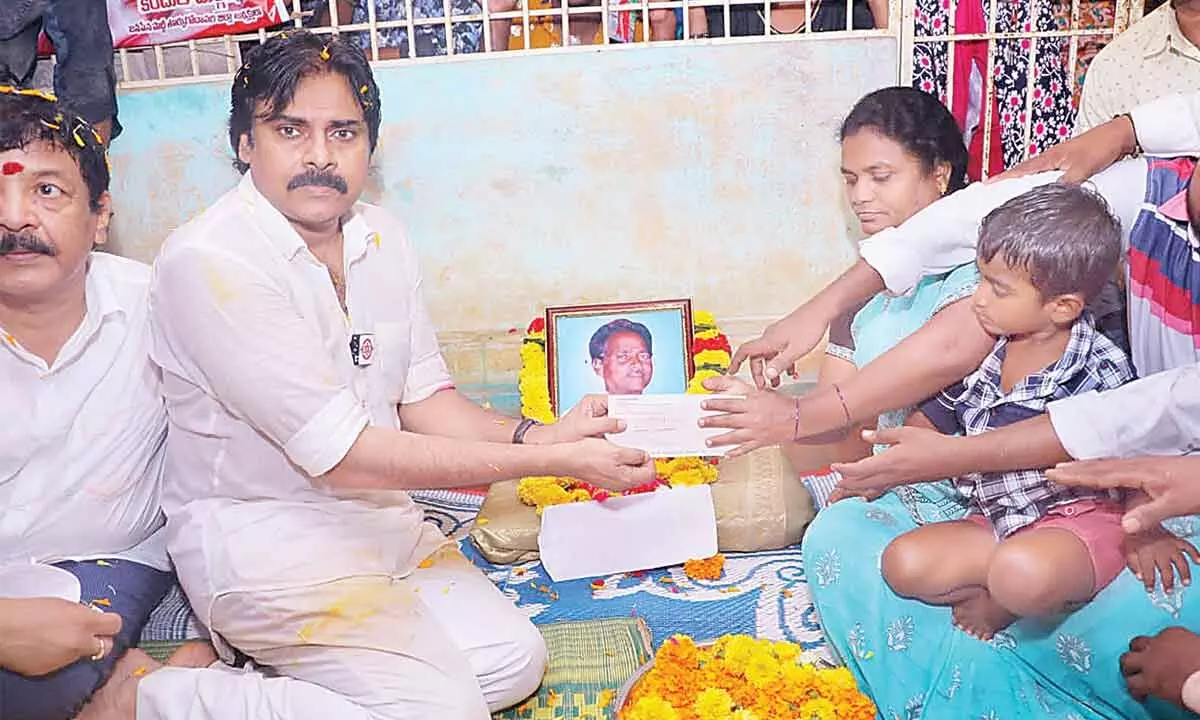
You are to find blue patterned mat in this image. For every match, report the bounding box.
[422,490,829,655]
[463,541,827,652]
[142,489,829,659]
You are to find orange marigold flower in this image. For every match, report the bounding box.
[683,554,725,581]
[797,697,837,720]
[619,635,872,720]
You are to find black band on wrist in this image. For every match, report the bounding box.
[512,417,543,444]
[1116,113,1143,156]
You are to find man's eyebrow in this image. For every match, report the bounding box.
[28,168,75,185]
[264,114,309,125]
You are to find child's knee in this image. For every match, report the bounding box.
[881,535,929,597]
[987,543,1074,616]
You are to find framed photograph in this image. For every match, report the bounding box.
[545,299,694,416]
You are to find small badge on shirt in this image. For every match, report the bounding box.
[349,333,376,367]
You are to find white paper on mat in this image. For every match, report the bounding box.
[605,393,742,458]
[0,562,82,602]
[538,484,719,582]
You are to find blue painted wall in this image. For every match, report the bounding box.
[109,39,896,383]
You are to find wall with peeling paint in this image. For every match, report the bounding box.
[110,38,896,398]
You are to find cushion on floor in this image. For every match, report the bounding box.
[494,617,653,719]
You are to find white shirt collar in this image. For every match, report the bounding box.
[1,253,127,372]
[85,252,126,322]
[1145,7,1200,62]
[236,173,379,264]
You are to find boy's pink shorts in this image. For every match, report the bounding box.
[966,499,1126,590]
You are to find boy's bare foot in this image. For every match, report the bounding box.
[76,648,162,720]
[952,590,1017,641]
[167,639,218,668]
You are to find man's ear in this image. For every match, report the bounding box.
[592,358,604,376]
[92,191,113,248]
[237,130,254,168]
[1048,293,1085,325]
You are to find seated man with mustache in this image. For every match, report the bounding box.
[144,30,655,719]
[0,88,215,720]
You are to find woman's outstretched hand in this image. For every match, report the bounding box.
[698,375,797,457]
[730,305,828,389]
[831,426,955,495]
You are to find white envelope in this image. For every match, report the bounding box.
[605,393,742,458]
[538,484,719,582]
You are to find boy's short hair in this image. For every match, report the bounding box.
[977,183,1122,301]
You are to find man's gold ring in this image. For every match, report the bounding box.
[91,637,107,662]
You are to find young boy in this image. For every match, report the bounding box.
[878,183,1195,641]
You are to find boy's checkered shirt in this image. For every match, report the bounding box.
[919,312,1135,538]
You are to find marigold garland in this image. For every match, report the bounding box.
[621,635,876,720]
[516,310,731,513]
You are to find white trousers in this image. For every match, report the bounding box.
[137,546,546,720]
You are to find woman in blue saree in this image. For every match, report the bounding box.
[734,87,996,491]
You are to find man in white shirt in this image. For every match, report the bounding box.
[0,88,179,719]
[1075,1,1200,133]
[141,30,655,720]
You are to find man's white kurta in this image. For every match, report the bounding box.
[149,174,451,627]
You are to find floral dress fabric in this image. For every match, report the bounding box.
[351,0,485,56]
[912,0,1113,168]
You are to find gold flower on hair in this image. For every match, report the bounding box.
[320,45,331,61]
[0,85,57,102]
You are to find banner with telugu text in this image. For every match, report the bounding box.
[39,0,290,54]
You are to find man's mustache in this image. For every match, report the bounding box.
[0,232,55,257]
[287,170,348,194]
